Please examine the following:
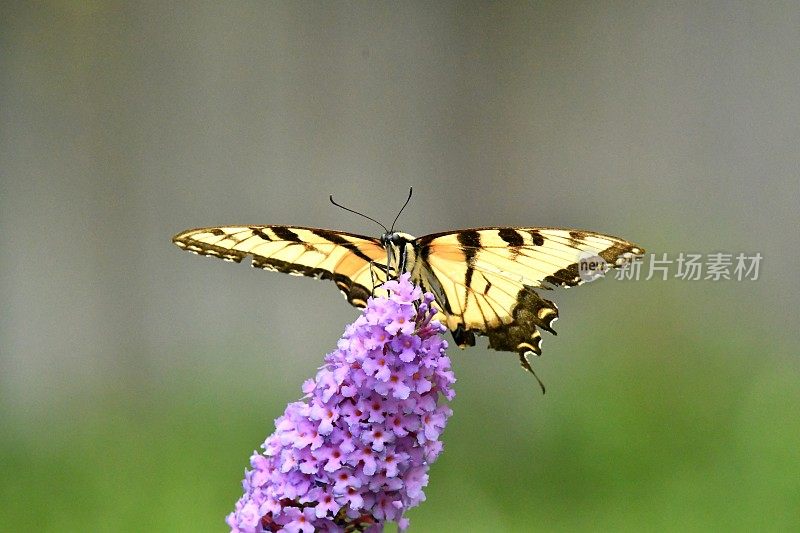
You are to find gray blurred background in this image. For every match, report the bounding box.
[2,2,798,531]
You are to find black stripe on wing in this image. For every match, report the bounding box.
[251,255,373,308]
[310,229,376,265]
[456,229,481,305]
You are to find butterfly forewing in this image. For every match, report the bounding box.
[412,227,644,359]
[173,225,388,307]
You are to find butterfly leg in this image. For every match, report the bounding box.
[518,352,546,394]
[367,261,390,295]
[369,261,377,294]
[385,246,393,280]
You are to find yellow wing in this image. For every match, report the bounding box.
[413,227,644,365]
[172,226,388,307]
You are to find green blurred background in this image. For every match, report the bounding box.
[2,1,798,531]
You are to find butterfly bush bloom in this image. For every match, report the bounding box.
[227,274,456,532]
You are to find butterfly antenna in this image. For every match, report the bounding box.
[329,195,388,233]
[389,187,413,233]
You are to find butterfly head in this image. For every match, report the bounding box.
[380,231,411,248]
[380,231,416,275]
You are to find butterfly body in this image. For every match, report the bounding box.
[173,225,643,375]
[379,231,416,278]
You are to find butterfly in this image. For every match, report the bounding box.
[173,196,643,389]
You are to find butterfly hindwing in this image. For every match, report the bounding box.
[413,227,643,358]
[172,226,388,307]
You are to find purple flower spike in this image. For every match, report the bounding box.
[227,273,455,532]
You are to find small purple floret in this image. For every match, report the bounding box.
[227,273,455,532]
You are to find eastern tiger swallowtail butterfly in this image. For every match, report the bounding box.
[173,202,644,385]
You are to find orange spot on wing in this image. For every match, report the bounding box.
[337,253,367,276]
[428,244,466,262]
